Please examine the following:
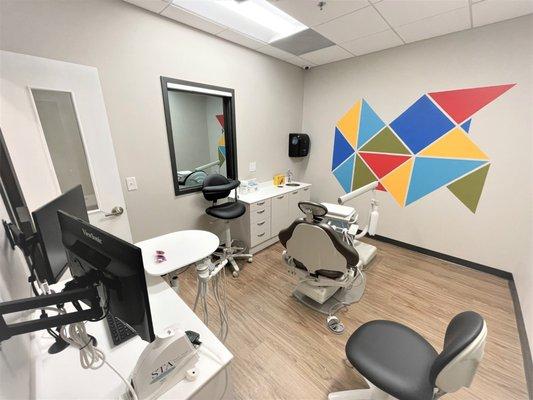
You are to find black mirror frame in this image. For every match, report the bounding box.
[160,77,238,197]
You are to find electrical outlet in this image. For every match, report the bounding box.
[126,177,138,191]
[249,161,256,172]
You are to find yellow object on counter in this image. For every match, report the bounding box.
[273,174,286,186]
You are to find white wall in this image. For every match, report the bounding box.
[301,16,533,352]
[0,0,305,242]
[0,196,32,400]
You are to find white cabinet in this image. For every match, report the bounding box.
[230,182,312,254]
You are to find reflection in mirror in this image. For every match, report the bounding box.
[161,77,237,196]
[168,91,226,190]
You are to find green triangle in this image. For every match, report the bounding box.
[447,164,490,213]
[352,155,377,190]
[359,126,410,154]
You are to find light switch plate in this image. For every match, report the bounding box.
[126,177,138,191]
[249,161,256,172]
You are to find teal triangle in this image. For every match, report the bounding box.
[218,146,226,157]
[358,100,385,148]
[332,127,355,170]
[461,119,471,133]
[406,157,487,205]
[333,154,355,193]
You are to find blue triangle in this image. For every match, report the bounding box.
[332,127,355,171]
[406,157,487,205]
[218,146,226,157]
[461,119,471,133]
[333,154,355,193]
[358,100,385,148]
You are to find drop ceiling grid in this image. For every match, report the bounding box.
[123,0,533,67]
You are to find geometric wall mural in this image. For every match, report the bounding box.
[331,84,515,213]
[216,114,226,166]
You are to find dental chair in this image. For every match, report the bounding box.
[330,311,487,400]
[202,174,253,277]
[279,202,365,321]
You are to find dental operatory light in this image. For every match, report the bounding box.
[171,0,308,43]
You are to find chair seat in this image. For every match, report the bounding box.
[346,320,438,400]
[206,201,246,220]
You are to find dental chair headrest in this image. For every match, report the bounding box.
[298,201,327,222]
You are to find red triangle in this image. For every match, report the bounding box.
[376,182,386,192]
[216,114,224,127]
[359,152,411,178]
[429,84,515,124]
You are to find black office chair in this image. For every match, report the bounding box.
[329,311,487,400]
[202,174,252,277]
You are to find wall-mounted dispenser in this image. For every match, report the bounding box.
[289,133,310,157]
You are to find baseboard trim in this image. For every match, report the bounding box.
[509,279,533,400]
[370,234,513,280]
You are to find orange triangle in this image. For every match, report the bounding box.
[381,158,413,206]
[337,100,361,148]
[419,127,488,159]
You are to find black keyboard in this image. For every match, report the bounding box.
[106,314,137,346]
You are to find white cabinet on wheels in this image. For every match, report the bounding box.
[230,182,312,254]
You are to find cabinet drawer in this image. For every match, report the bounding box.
[251,218,271,247]
[251,203,271,223]
[250,198,270,212]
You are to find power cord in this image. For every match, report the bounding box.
[58,319,138,400]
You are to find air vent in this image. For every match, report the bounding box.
[270,29,335,56]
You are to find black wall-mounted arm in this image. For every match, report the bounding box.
[0,286,102,342]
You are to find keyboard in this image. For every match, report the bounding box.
[106,314,137,346]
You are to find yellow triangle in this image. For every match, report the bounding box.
[419,127,488,159]
[381,158,413,206]
[337,100,361,148]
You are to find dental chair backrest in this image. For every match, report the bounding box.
[279,202,359,277]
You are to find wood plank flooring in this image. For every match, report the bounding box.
[177,238,528,400]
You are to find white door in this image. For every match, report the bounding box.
[0,51,131,241]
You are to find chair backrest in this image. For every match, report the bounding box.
[279,220,359,276]
[202,174,232,202]
[430,311,487,394]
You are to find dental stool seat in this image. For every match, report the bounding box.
[346,321,438,400]
[206,201,245,220]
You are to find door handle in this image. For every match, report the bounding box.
[104,206,124,217]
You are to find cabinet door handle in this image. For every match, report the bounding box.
[257,210,265,214]
[292,191,298,195]
[257,201,265,206]
[257,232,265,237]
[277,195,284,199]
[257,221,266,226]
[303,188,309,191]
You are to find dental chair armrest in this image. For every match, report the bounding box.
[202,179,240,194]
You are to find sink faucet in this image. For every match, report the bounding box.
[287,169,293,183]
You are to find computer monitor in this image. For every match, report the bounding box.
[32,185,89,284]
[57,211,155,343]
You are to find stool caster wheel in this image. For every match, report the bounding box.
[232,271,239,278]
[247,257,253,263]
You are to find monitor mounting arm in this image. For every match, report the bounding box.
[0,284,103,342]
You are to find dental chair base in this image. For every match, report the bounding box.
[329,377,393,400]
[353,242,377,267]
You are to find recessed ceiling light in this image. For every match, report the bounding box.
[171,0,308,43]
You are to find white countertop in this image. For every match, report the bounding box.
[231,181,311,204]
[136,230,220,276]
[32,274,233,399]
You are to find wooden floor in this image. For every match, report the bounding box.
[178,238,529,400]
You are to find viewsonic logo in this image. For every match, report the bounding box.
[82,228,102,244]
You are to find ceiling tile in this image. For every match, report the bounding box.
[300,45,354,65]
[473,0,533,27]
[256,45,316,65]
[396,7,470,43]
[123,0,170,14]
[314,6,389,43]
[342,29,403,55]
[270,29,334,56]
[374,0,468,27]
[161,4,226,35]
[268,0,369,27]
[217,29,266,50]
